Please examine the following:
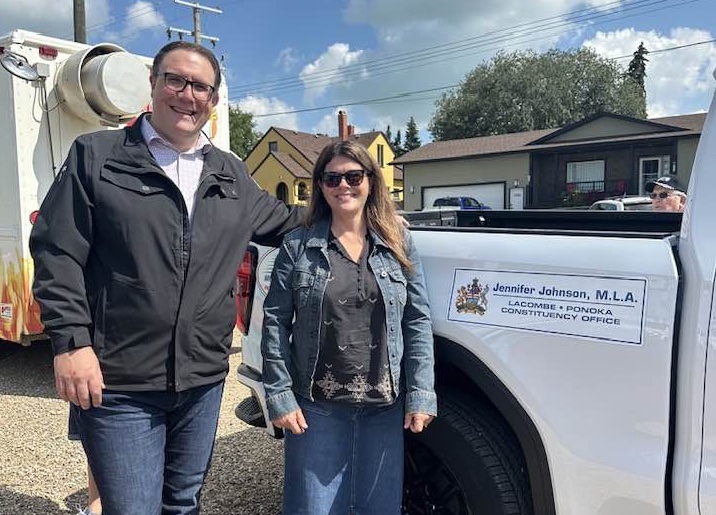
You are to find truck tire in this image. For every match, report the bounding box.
[403,389,532,515]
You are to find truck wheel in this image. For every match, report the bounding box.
[403,390,532,515]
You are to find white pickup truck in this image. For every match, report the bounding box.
[235,76,716,515]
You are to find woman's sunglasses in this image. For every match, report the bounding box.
[321,170,371,188]
[650,192,673,199]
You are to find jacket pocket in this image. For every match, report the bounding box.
[194,283,237,350]
[104,271,156,345]
[292,270,315,308]
[100,164,164,195]
[387,268,407,305]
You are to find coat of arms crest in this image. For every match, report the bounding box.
[455,278,490,315]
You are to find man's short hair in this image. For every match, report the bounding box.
[152,41,221,88]
[645,176,683,193]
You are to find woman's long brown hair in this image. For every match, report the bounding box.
[305,140,413,272]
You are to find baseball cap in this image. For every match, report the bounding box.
[645,176,683,193]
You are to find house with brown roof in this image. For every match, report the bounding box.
[245,111,400,205]
[393,112,705,210]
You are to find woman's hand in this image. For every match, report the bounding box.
[404,412,434,433]
[271,409,308,435]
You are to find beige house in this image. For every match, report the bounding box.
[394,112,705,210]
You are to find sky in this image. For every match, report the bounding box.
[1,0,714,142]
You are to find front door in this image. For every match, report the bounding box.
[639,156,671,194]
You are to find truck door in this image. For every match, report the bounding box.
[412,227,680,515]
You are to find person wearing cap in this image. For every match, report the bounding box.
[645,176,686,212]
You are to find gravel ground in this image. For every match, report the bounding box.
[0,332,284,515]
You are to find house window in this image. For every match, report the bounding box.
[297,182,308,200]
[276,182,288,202]
[377,144,384,167]
[268,141,278,152]
[566,160,605,192]
[639,156,671,194]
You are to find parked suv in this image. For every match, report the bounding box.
[425,196,491,210]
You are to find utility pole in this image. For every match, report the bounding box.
[73,0,86,43]
[167,0,222,46]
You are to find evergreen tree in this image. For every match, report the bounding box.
[385,124,393,144]
[404,116,421,152]
[627,42,649,90]
[393,130,404,157]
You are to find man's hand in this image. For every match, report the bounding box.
[271,409,308,435]
[404,412,434,433]
[54,347,104,409]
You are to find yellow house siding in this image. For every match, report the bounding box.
[252,154,312,205]
[363,135,401,200]
[245,128,315,173]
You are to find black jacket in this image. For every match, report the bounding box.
[30,116,303,391]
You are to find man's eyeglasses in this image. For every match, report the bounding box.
[650,192,673,200]
[161,72,215,101]
[321,170,371,188]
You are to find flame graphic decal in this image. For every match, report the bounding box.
[1,252,44,343]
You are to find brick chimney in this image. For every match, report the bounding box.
[347,124,355,137]
[338,110,348,140]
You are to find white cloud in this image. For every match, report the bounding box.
[311,108,366,136]
[332,0,716,137]
[313,111,341,136]
[275,47,299,72]
[104,1,166,43]
[0,1,165,48]
[0,0,110,41]
[336,0,581,134]
[236,95,300,133]
[583,27,716,117]
[124,1,165,36]
[299,43,364,103]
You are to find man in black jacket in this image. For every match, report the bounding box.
[30,41,303,515]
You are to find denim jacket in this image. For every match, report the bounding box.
[261,217,437,421]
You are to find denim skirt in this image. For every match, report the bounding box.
[282,395,404,515]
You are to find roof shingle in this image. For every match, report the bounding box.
[393,112,706,164]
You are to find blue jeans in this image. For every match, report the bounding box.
[283,395,404,515]
[72,380,225,515]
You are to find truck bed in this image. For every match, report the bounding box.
[404,209,682,238]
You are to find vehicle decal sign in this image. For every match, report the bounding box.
[448,269,646,344]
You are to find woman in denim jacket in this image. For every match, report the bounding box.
[261,140,436,515]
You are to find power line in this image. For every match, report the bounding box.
[86,1,167,33]
[608,38,716,60]
[228,0,700,97]
[249,38,716,118]
[167,0,222,45]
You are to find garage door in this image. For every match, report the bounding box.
[423,183,506,210]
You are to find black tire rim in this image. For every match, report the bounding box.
[402,436,469,515]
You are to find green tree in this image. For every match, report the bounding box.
[392,129,404,157]
[404,116,421,152]
[229,106,262,159]
[385,124,393,144]
[429,48,647,141]
[627,42,649,90]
